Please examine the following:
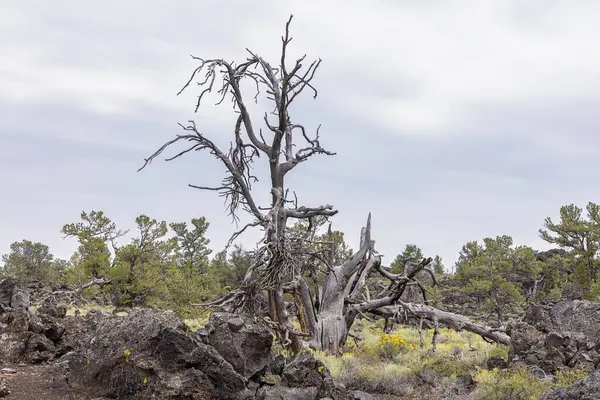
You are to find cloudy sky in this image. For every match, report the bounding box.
[2,0,600,271]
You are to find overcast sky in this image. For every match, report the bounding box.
[2,0,600,271]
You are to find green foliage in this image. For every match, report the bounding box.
[61,210,127,242]
[286,218,354,299]
[547,287,562,301]
[540,202,600,288]
[207,251,231,290]
[289,217,354,265]
[473,365,548,400]
[208,245,252,290]
[318,229,354,265]
[162,265,216,317]
[487,345,509,360]
[473,366,589,400]
[110,215,174,307]
[425,284,443,307]
[431,255,445,275]
[554,368,591,388]
[58,210,229,316]
[314,323,496,397]
[123,348,131,363]
[61,210,125,279]
[390,244,423,274]
[368,333,414,360]
[454,236,533,324]
[169,217,212,274]
[587,280,600,301]
[0,240,66,283]
[418,355,477,378]
[334,356,415,397]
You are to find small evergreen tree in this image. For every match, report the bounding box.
[390,244,423,274]
[0,240,65,283]
[454,235,534,325]
[539,202,600,291]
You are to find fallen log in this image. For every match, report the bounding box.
[373,301,511,346]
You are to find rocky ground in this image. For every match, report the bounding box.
[541,370,600,400]
[0,277,377,399]
[0,365,93,400]
[1,276,600,399]
[509,300,600,373]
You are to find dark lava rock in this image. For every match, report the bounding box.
[256,386,319,400]
[0,377,10,397]
[62,309,248,399]
[207,312,273,378]
[0,278,16,307]
[487,356,508,370]
[540,370,600,400]
[510,300,600,372]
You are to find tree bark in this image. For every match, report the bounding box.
[139,15,514,355]
[373,302,511,346]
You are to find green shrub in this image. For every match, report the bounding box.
[487,345,509,360]
[363,333,416,360]
[312,323,588,399]
[554,368,590,388]
[336,356,415,396]
[417,355,481,378]
[586,280,600,301]
[473,365,549,400]
[547,287,562,301]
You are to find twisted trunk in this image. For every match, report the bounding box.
[290,215,512,354]
[139,15,514,356]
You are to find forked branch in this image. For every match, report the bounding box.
[138,122,264,223]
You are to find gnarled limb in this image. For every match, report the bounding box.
[138,13,514,355]
[289,214,513,354]
[285,205,338,219]
[139,122,264,223]
[75,277,112,294]
[139,16,338,353]
[41,277,113,307]
[372,302,511,346]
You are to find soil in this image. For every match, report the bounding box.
[0,365,93,400]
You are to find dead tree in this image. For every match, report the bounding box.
[139,16,511,354]
[283,214,510,353]
[140,15,336,351]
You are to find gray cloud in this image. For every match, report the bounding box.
[2,0,600,270]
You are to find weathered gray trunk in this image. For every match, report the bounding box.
[312,268,350,354]
[300,218,375,354]
[288,215,513,354]
[374,302,511,346]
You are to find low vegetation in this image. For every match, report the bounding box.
[3,201,600,398]
[2,15,600,399]
[312,319,591,399]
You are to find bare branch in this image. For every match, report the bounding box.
[421,267,438,287]
[225,220,263,249]
[177,55,272,155]
[286,205,338,219]
[139,122,265,223]
[288,58,321,103]
[138,136,189,171]
[188,185,242,194]
[350,257,433,312]
[373,302,511,346]
[337,213,373,280]
[280,124,336,174]
[348,254,381,299]
[76,277,112,294]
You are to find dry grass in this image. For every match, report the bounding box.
[311,318,589,399]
